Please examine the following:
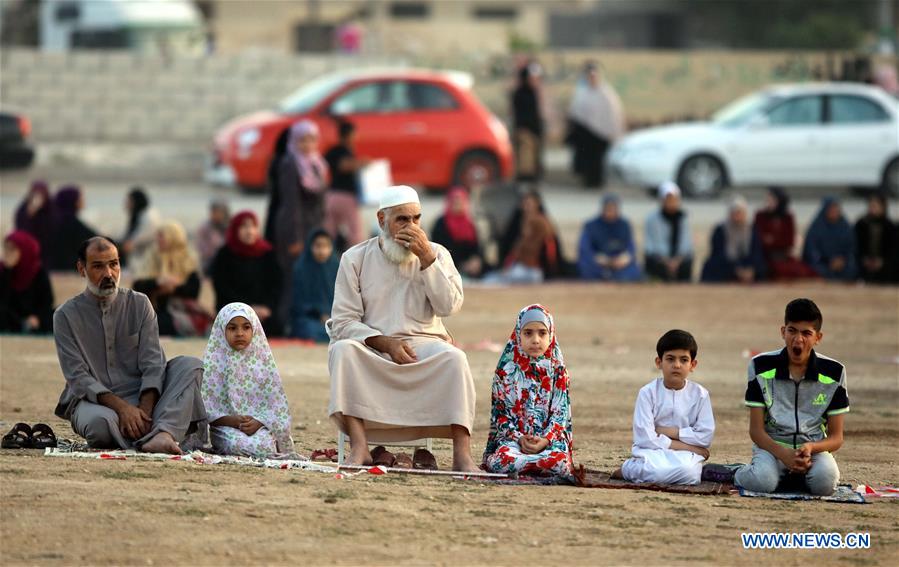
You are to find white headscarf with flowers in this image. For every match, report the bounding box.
[201,302,295,453]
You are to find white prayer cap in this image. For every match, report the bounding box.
[658,181,681,200]
[379,185,420,210]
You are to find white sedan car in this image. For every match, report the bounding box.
[607,83,899,197]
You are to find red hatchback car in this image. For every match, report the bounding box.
[206,69,513,191]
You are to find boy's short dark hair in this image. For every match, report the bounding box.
[784,298,823,331]
[656,329,698,359]
[77,236,118,265]
[337,120,355,139]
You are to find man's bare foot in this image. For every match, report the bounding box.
[452,454,481,473]
[140,432,183,455]
[345,446,373,466]
[610,467,624,480]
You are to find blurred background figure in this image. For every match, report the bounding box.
[487,191,562,284]
[264,133,291,244]
[210,211,282,337]
[290,229,338,342]
[335,21,362,54]
[566,61,625,189]
[14,180,54,265]
[803,197,857,282]
[195,198,230,274]
[274,119,329,328]
[577,193,641,282]
[324,120,369,251]
[855,193,896,283]
[644,182,693,282]
[753,187,816,281]
[430,186,485,279]
[0,230,53,334]
[511,60,545,188]
[133,221,208,337]
[701,195,766,283]
[48,185,98,272]
[120,186,160,274]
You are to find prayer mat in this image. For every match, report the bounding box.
[44,447,337,472]
[573,467,731,495]
[855,485,899,498]
[44,446,509,481]
[463,475,570,486]
[333,463,508,479]
[738,484,866,504]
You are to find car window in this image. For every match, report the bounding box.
[830,95,890,124]
[279,73,349,114]
[408,82,458,110]
[330,81,411,115]
[766,96,823,126]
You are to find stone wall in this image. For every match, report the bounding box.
[2,48,891,144]
[0,48,405,142]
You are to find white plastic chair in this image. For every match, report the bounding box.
[336,431,432,465]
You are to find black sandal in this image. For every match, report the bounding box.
[1,423,33,449]
[30,423,57,449]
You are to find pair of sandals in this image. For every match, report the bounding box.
[1,423,57,449]
[371,446,438,470]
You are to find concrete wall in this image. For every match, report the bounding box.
[2,47,891,144]
[0,48,404,142]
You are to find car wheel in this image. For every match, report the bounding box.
[882,157,899,198]
[453,150,500,189]
[677,155,727,198]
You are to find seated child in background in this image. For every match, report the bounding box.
[734,298,847,496]
[482,304,573,481]
[616,329,714,485]
[290,229,339,343]
[202,302,295,457]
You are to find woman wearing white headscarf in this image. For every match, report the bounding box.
[566,61,625,188]
[700,196,767,283]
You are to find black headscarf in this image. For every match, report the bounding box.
[126,187,149,238]
[768,186,790,218]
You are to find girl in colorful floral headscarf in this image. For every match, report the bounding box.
[482,304,573,480]
[202,302,295,457]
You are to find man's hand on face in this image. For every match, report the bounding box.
[394,225,436,267]
[117,404,152,440]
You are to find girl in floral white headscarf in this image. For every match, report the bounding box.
[482,304,573,481]
[202,302,295,457]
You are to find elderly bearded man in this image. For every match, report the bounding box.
[327,185,479,471]
[53,236,207,454]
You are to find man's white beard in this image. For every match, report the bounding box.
[379,228,414,265]
[86,274,120,298]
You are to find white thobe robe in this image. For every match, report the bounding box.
[326,237,475,441]
[621,378,715,485]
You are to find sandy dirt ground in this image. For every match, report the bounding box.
[1,277,897,566]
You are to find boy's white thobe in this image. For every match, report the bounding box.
[621,378,715,485]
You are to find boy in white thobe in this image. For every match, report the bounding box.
[618,329,715,485]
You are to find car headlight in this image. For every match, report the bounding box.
[237,127,261,152]
[488,114,510,144]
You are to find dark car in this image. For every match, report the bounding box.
[0,112,35,169]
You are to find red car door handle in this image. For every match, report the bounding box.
[403,122,426,134]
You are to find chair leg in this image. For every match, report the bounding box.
[337,431,345,465]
